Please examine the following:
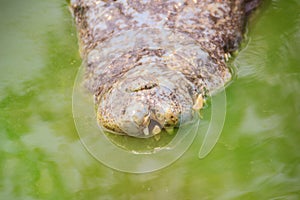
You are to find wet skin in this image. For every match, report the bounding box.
[70,0,260,137]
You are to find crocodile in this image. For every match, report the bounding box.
[70,0,261,138]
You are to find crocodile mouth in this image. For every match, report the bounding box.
[96,63,199,138]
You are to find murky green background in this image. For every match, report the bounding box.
[1,0,299,199]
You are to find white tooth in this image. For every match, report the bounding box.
[142,115,150,126]
[152,125,161,135]
[193,94,204,110]
[143,127,149,136]
[224,53,228,61]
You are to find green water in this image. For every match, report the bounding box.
[1,0,300,199]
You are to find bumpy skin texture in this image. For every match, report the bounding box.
[70,0,259,137]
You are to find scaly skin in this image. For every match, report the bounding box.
[70,0,260,137]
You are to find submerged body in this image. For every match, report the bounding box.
[70,0,259,137]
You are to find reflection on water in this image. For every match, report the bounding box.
[0,0,300,199]
[238,105,282,135]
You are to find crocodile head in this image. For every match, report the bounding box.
[96,62,202,138]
